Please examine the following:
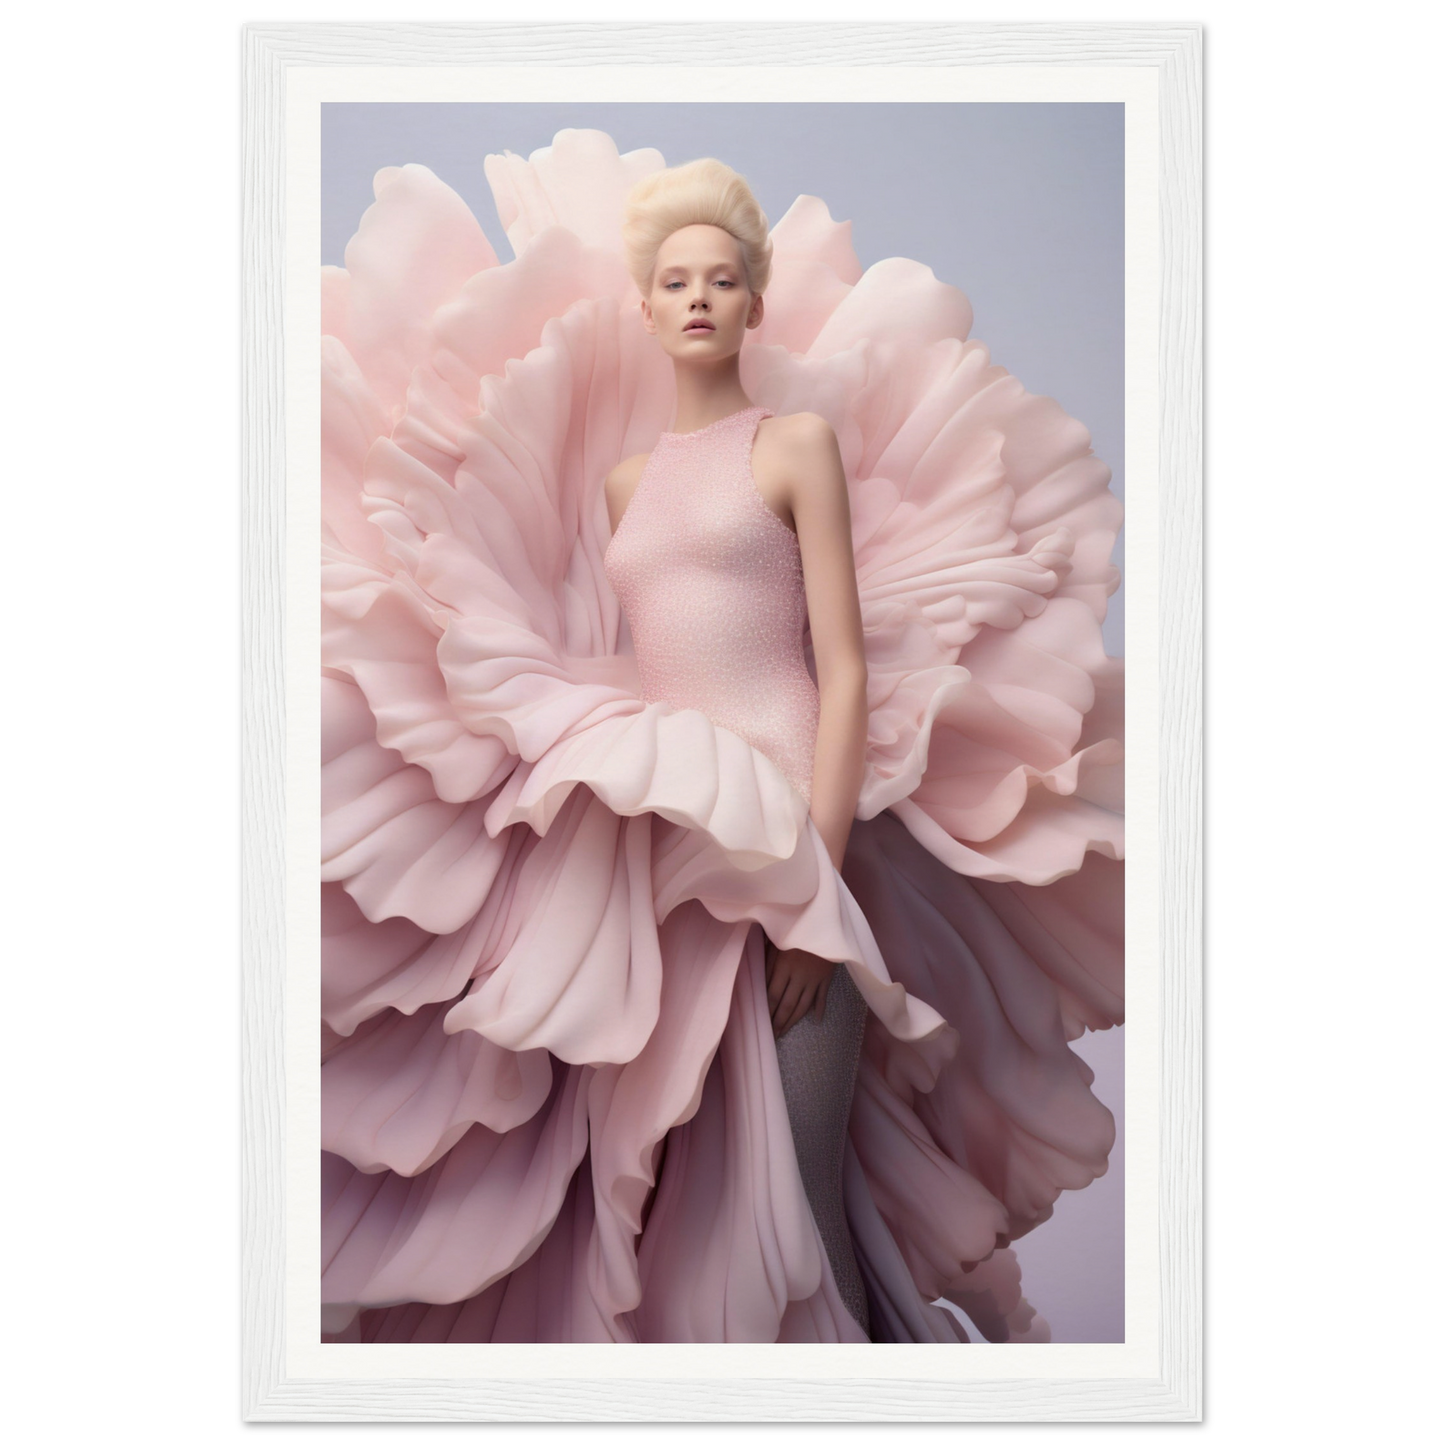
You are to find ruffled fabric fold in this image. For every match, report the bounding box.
[631,926,851,1342]
[841,812,1119,1243]
[318,126,1125,1343]
[321,1060,590,1332]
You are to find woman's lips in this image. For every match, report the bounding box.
[684,322,714,333]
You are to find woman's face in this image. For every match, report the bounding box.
[641,224,763,360]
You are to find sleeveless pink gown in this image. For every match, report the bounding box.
[603,406,817,801]
[603,404,872,1332]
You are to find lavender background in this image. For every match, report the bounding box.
[322,100,1126,1343]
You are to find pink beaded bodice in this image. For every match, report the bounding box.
[603,405,820,803]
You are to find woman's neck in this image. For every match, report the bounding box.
[669,366,753,434]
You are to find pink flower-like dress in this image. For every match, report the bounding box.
[604,403,872,1330]
[318,128,1125,1345]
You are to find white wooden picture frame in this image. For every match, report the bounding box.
[236,16,1208,1427]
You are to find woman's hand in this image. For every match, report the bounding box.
[765,940,837,1037]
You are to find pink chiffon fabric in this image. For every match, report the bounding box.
[318,128,1125,1344]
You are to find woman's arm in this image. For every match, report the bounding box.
[785,414,868,871]
[762,413,868,1035]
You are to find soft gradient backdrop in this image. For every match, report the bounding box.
[321,99,1126,1343]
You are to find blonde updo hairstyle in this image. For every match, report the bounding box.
[622,157,773,299]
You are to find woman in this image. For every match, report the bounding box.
[319,129,1125,1344]
[605,158,877,1329]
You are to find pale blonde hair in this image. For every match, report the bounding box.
[622,157,773,297]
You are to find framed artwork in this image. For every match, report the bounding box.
[236,14,1208,1433]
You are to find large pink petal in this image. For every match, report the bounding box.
[585,904,755,1334]
[631,933,858,1342]
[809,258,975,357]
[892,784,1123,886]
[483,127,665,259]
[320,675,514,931]
[848,1044,1011,1297]
[975,851,1125,1041]
[751,194,861,353]
[946,1247,1051,1343]
[320,820,534,1036]
[320,336,390,565]
[322,588,514,804]
[321,1001,553,1176]
[347,1165,621,1342]
[330,163,498,417]
[389,225,633,485]
[843,811,1117,1240]
[320,1061,590,1324]
[483,703,808,865]
[442,788,663,1065]
[839,1139,972,1342]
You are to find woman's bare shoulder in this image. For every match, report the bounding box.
[757,412,844,508]
[606,451,651,497]
[761,410,837,448]
[604,451,652,532]
[607,450,649,478]
[774,409,834,433]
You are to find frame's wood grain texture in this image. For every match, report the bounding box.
[242,20,1201,1422]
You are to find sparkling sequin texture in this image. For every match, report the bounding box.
[773,959,871,1332]
[604,405,870,1334]
[603,406,820,802]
